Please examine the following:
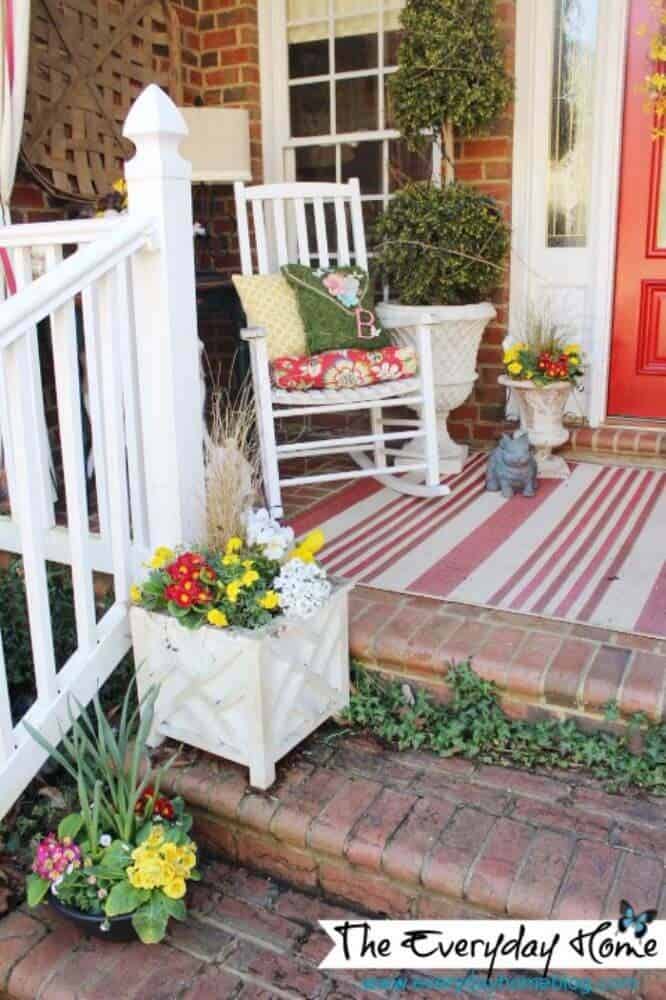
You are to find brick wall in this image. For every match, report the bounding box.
[449,0,516,446]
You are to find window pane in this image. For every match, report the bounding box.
[336,76,378,132]
[295,145,336,183]
[335,0,378,13]
[290,82,331,136]
[384,29,402,67]
[547,0,599,248]
[388,139,431,190]
[335,17,378,72]
[363,201,384,249]
[342,140,382,193]
[288,24,329,78]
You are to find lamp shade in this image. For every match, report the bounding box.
[179,107,252,183]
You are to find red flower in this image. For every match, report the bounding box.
[155,797,175,820]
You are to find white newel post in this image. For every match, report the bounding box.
[123,85,205,548]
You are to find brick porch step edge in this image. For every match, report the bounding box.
[349,586,666,728]
[567,425,666,461]
[159,732,666,933]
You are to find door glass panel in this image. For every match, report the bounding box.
[547,0,599,248]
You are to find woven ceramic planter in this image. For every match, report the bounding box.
[130,582,351,790]
[499,375,572,478]
[377,301,496,473]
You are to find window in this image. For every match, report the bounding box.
[547,0,599,248]
[284,0,432,250]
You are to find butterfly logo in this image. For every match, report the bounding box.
[618,899,657,939]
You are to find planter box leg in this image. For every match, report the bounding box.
[246,656,276,790]
[248,756,276,791]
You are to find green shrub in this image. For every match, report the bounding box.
[390,0,513,149]
[372,181,510,305]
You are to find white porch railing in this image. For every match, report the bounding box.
[0,85,205,817]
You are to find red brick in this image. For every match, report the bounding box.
[270,767,342,846]
[206,770,249,818]
[552,842,619,919]
[381,797,457,883]
[230,942,331,999]
[582,645,630,711]
[606,852,665,916]
[0,912,47,989]
[167,917,235,960]
[191,810,238,859]
[619,651,666,720]
[507,830,575,918]
[237,790,280,831]
[318,860,414,916]
[308,776,382,855]
[462,137,512,158]
[128,946,202,999]
[344,787,417,870]
[421,807,495,898]
[474,626,526,687]
[511,798,610,842]
[543,638,594,707]
[237,831,318,889]
[472,765,565,803]
[465,817,534,914]
[182,968,242,1000]
[202,28,237,49]
[8,922,81,998]
[506,631,561,696]
[203,894,302,950]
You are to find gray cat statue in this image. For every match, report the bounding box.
[486,433,538,498]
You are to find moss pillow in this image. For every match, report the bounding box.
[282,264,391,354]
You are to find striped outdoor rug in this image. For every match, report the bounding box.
[290,454,666,638]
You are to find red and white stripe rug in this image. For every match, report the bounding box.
[290,454,666,638]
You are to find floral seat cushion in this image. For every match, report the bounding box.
[270,346,418,391]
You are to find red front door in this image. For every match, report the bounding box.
[608,0,666,419]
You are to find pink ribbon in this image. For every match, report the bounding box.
[1,0,18,295]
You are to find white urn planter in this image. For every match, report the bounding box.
[498,375,572,478]
[130,581,351,790]
[377,301,496,473]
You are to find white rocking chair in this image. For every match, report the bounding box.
[234,179,449,518]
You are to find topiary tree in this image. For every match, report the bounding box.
[389,0,512,179]
[372,182,510,306]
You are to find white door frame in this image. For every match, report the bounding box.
[509,0,630,427]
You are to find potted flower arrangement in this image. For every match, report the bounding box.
[372,0,512,473]
[500,316,584,478]
[129,509,350,790]
[24,684,200,944]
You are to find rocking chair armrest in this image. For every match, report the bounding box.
[241,326,268,341]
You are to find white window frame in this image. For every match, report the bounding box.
[510,0,630,427]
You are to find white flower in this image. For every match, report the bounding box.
[101,920,111,933]
[273,558,331,619]
[98,888,108,899]
[51,877,63,896]
[243,508,294,560]
[99,834,112,847]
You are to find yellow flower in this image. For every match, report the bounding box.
[127,851,169,890]
[568,355,580,366]
[112,178,127,195]
[163,876,187,899]
[289,545,315,563]
[525,370,534,379]
[162,842,196,877]
[301,529,325,555]
[207,609,229,628]
[226,580,243,603]
[222,554,240,566]
[258,590,280,610]
[146,827,165,849]
[242,559,254,569]
[241,569,260,586]
[225,537,243,555]
[507,361,523,376]
[149,546,174,569]
[130,585,142,603]
[564,343,581,356]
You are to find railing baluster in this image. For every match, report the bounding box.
[0,631,14,764]
[80,283,111,539]
[116,259,149,550]
[3,334,58,702]
[97,267,132,600]
[12,248,56,529]
[48,246,97,656]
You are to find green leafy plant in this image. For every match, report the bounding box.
[389,0,512,152]
[23,681,200,943]
[372,181,510,305]
[345,662,666,795]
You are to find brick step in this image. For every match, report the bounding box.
[349,586,666,732]
[566,424,666,465]
[158,731,666,940]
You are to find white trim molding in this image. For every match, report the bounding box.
[510,0,630,428]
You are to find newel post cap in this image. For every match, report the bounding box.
[123,85,191,180]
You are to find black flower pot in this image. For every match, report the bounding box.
[49,896,136,942]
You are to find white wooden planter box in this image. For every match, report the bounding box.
[130,582,351,789]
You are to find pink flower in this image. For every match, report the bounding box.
[33,834,82,882]
[322,273,345,296]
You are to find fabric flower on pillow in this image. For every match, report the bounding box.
[323,272,345,296]
[338,274,361,308]
[323,357,371,389]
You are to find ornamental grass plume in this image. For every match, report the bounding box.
[204,377,260,551]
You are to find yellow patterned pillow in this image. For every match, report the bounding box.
[232,274,307,360]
